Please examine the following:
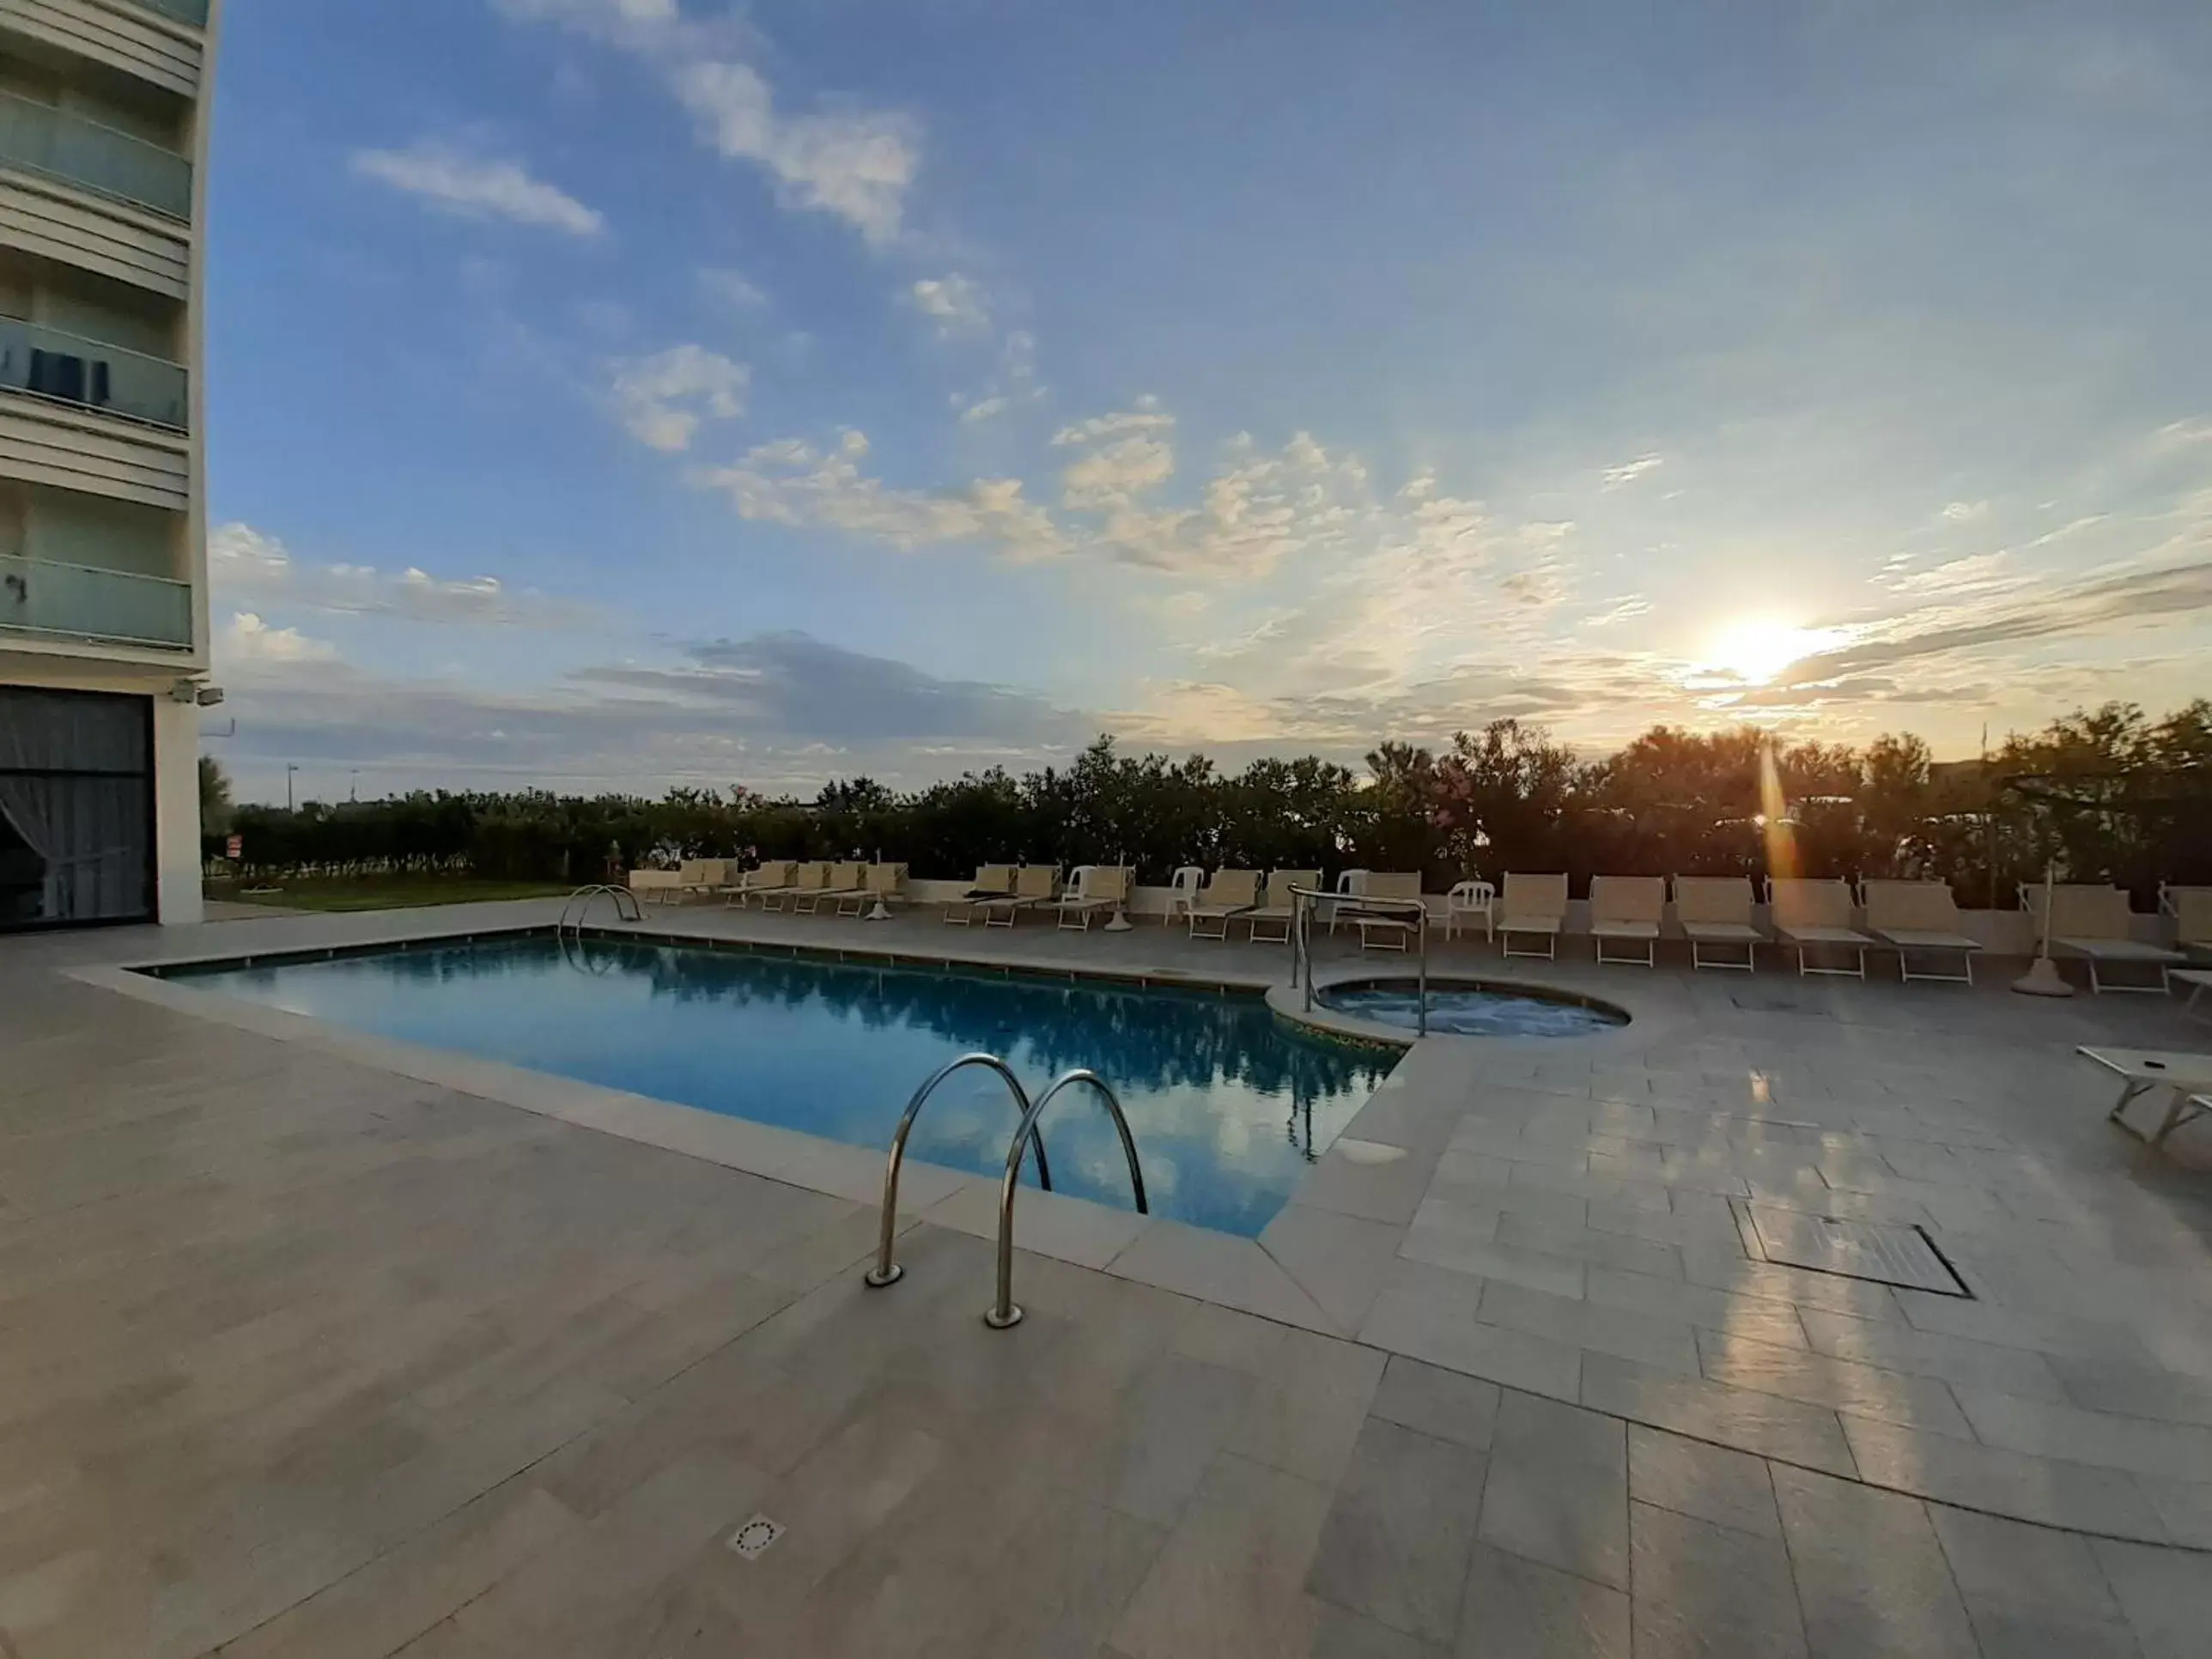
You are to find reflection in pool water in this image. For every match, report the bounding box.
[167,934,1395,1237]
[1317,978,1630,1037]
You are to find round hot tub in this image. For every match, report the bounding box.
[1316,976,1629,1037]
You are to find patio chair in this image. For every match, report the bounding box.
[1187,869,1261,939]
[982,863,1060,928]
[762,861,830,914]
[2162,884,2212,958]
[1348,871,1426,952]
[1244,869,1319,944]
[2024,884,2183,994]
[1327,868,1370,935]
[721,859,794,908]
[1673,875,1762,971]
[677,859,730,902]
[1588,875,1664,967]
[945,864,1017,926]
[1498,872,1570,961]
[1054,865,1130,932]
[837,861,908,918]
[1162,866,1205,927]
[627,868,684,906]
[1444,878,1496,943]
[1861,879,1981,984]
[798,861,866,915]
[1768,878,1876,978]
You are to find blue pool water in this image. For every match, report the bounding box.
[1318,978,1629,1037]
[167,934,1396,1237]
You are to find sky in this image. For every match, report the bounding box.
[203,0,2212,804]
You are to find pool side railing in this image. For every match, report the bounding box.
[986,1068,1147,1328]
[1287,884,1429,1037]
[864,1054,1054,1289]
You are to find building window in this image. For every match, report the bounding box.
[0,686,152,928]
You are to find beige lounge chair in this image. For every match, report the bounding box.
[675,859,730,902]
[795,861,866,915]
[1674,876,1761,971]
[762,860,829,913]
[1498,872,1570,961]
[945,864,1017,926]
[1862,879,1981,984]
[627,868,684,906]
[2163,885,2212,959]
[980,863,1059,927]
[1347,872,1425,952]
[1588,875,1664,967]
[1188,869,1261,939]
[1054,865,1130,932]
[1243,869,1319,945]
[1768,878,1876,978]
[837,861,908,918]
[2025,884,2182,994]
[722,859,795,908]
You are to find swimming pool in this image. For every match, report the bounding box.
[163,934,1395,1237]
[1317,977,1629,1037]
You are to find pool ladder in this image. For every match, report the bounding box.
[556,883,641,934]
[866,1053,1148,1328]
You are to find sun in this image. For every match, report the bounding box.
[1704,620,1846,685]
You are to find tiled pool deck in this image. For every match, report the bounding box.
[4,898,2212,1656]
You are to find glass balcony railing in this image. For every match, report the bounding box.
[0,315,186,429]
[0,555,191,649]
[0,91,191,220]
[126,0,210,27]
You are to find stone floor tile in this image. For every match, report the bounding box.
[2046,1352,2212,1430]
[1367,1355,1502,1452]
[1306,1419,1489,1644]
[1952,1387,2212,1481]
[388,1618,502,1658]
[1453,1541,1628,1658]
[1223,1328,1388,1488]
[1928,1504,2139,1659]
[1583,1266,1810,1349]
[1626,1424,1781,1540]
[1475,1391,1628,1591]
[1107,1220,1336,1332]
[1261,1205,1408,1336]
[1476,1280,1698,1376]
[1398,1225,1587,1301]
[1893,1294,2153,1364]
[1109,1454,1333,1659]
[1579,1355,1856,1475]
[2091,1537,2212,1659]
[1793,1307,2070,1401]
[1490,1212,1684,1278]
[1079,1352,1254,1525]
[1307,1597,1451,1657]
[1769,1467,1984,1659]
[1359,1282,1583,1404]
[915,1487,1167,1659]
[1840,1416,2171,1541]
[1297,1139,1442,1225]
[1694,1328,1974,1437]
[1169,1297,1292,1375]
[2134,1473,2212,1550]
[1676,1245,1906,1322]
[1628,1500,1807,1658]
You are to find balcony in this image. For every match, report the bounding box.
[0,552,190,648]
[0,90,191,220]
[0,313,185,428]
[126,0,208,26]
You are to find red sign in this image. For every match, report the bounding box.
[226,835,242,860]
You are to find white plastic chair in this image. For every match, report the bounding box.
[1327,868,1370,935]
[1445,878,1495,942]
[1164,865,1205,927]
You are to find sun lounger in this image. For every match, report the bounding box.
[1054,865,1130,931]
[794,861,865,915]
[1673,876,1762,971]
[1187,869,1261,939]
[627,868,684,906]
[2163,885,2212,959]
[1345,872,1425,951]
[675,859,730,902]
[761,860,830,913]
[1243,869,1319,944]
[2078,1046,2212,1148]
[1588,875,1663,966]
[837,861,908,918]
[721,860,795,908]
[2025,884,2182,994]
[981,864,1060,927]
[945,864,1017,926]
[1497,872,1570,961]
[1861,879,1981,984]
[1768,878,1876,978]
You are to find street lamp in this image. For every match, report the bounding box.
[285,763,300,812]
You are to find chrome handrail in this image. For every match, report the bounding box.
[1287,883,1429,1036]
[866,1054,1053,1288]
[987,1067,1147,1328]
[557,883,641,934]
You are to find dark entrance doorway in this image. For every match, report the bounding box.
[0,686,154,930]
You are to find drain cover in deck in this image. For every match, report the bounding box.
[1740,1205,1969,1297]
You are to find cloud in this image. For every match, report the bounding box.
[1600,453,1663,490]
[908,274,990,335]
[1587,595,1653,628]
[956,395,1010,425]
[1879,551,2014,597]
[222,611,336,665]
[210,522,606,630]
[609,343,748,451]
[1052,399,1174,447]
[350,143,604,236]
[697,267,768,307]
[692,429,1065,562]
[672,61,918,243]
[1061,434,1176,510]
[1940,499,1990,523]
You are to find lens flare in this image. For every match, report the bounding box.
[1759,741,1797,880]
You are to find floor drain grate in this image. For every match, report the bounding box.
[1737,1204,1970,1297]
[727,1515,784,1559]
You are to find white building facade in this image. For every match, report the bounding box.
[0,0,216,929]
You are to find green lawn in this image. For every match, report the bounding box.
[209,876,574,913]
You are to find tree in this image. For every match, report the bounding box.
[1431,720,1584,879]
[198,754,232,836]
